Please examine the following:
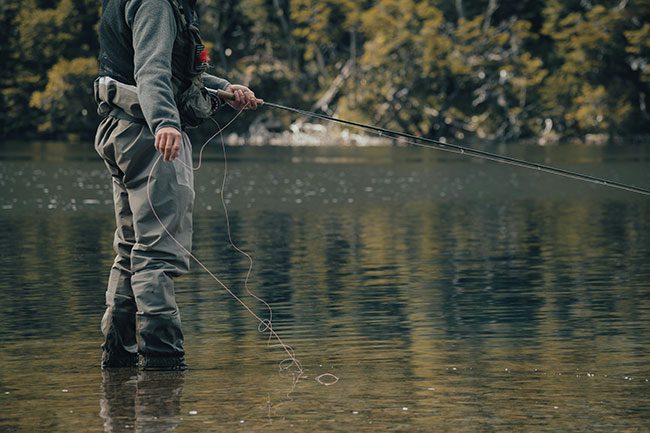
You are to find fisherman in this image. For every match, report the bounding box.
[94,0,259,370]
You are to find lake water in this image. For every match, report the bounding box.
[0,140,649,432]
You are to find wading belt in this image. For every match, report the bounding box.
[107,108,147,125]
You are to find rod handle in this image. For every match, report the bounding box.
[215,88,264,105]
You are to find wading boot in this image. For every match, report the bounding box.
[101,351,139,369]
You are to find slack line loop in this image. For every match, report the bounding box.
[210,87,650,197]
[146,106,341,387]
[146,108,306,386]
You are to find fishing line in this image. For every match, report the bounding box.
[259,100,650,197]
[146,107,306,385]
[213,116,272,330]
[143,89,647,395]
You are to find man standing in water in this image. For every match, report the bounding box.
[94,0,259,370]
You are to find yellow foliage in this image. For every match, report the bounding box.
[625,23,650,54]
[570,84,608,131]
[30,57,98,133]
[624,23,650,83]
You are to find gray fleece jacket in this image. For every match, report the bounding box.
[125,0,230,133]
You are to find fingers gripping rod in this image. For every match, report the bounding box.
[209,88,264,105]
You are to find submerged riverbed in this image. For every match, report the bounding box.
[0,141,649,432]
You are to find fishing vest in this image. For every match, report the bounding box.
[98,0,208,97]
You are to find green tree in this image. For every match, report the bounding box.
[623,0,650,126]
[345,0,547,141]
[30,57,99,135]
[0,2,29,136]
[199,0,305,131]
[1,0,99,138]
[0,0,648,141]
[541,1,645,137]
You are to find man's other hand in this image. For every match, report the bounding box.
[155,127,182,161]
[225,84,262,110]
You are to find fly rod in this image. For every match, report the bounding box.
[210,88,650,197]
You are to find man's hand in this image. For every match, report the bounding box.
[155,127,182,161]
[225,84,262,110]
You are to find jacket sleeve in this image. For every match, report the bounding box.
[202,73,230,91]
[126,0,181,134]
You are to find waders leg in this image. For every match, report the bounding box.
[95,117,138,368]
[125,129,193,370]
[96,117,193,370]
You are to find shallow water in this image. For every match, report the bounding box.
[0,140,649,432]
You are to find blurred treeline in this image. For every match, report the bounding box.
[0,0,648,142]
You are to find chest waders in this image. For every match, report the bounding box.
[95,0,214,370]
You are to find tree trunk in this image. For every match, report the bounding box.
[483,0,498,32]
[455,0,465,20]
[311,59,353,112]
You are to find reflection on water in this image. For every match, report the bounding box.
[0,142,649,432]
[100,370,185,433]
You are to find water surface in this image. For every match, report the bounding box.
[0,141,649,432]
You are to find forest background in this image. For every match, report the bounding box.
[0,0,649,144]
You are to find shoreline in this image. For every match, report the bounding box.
[2,124,649,148]
[199,124,650,148]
